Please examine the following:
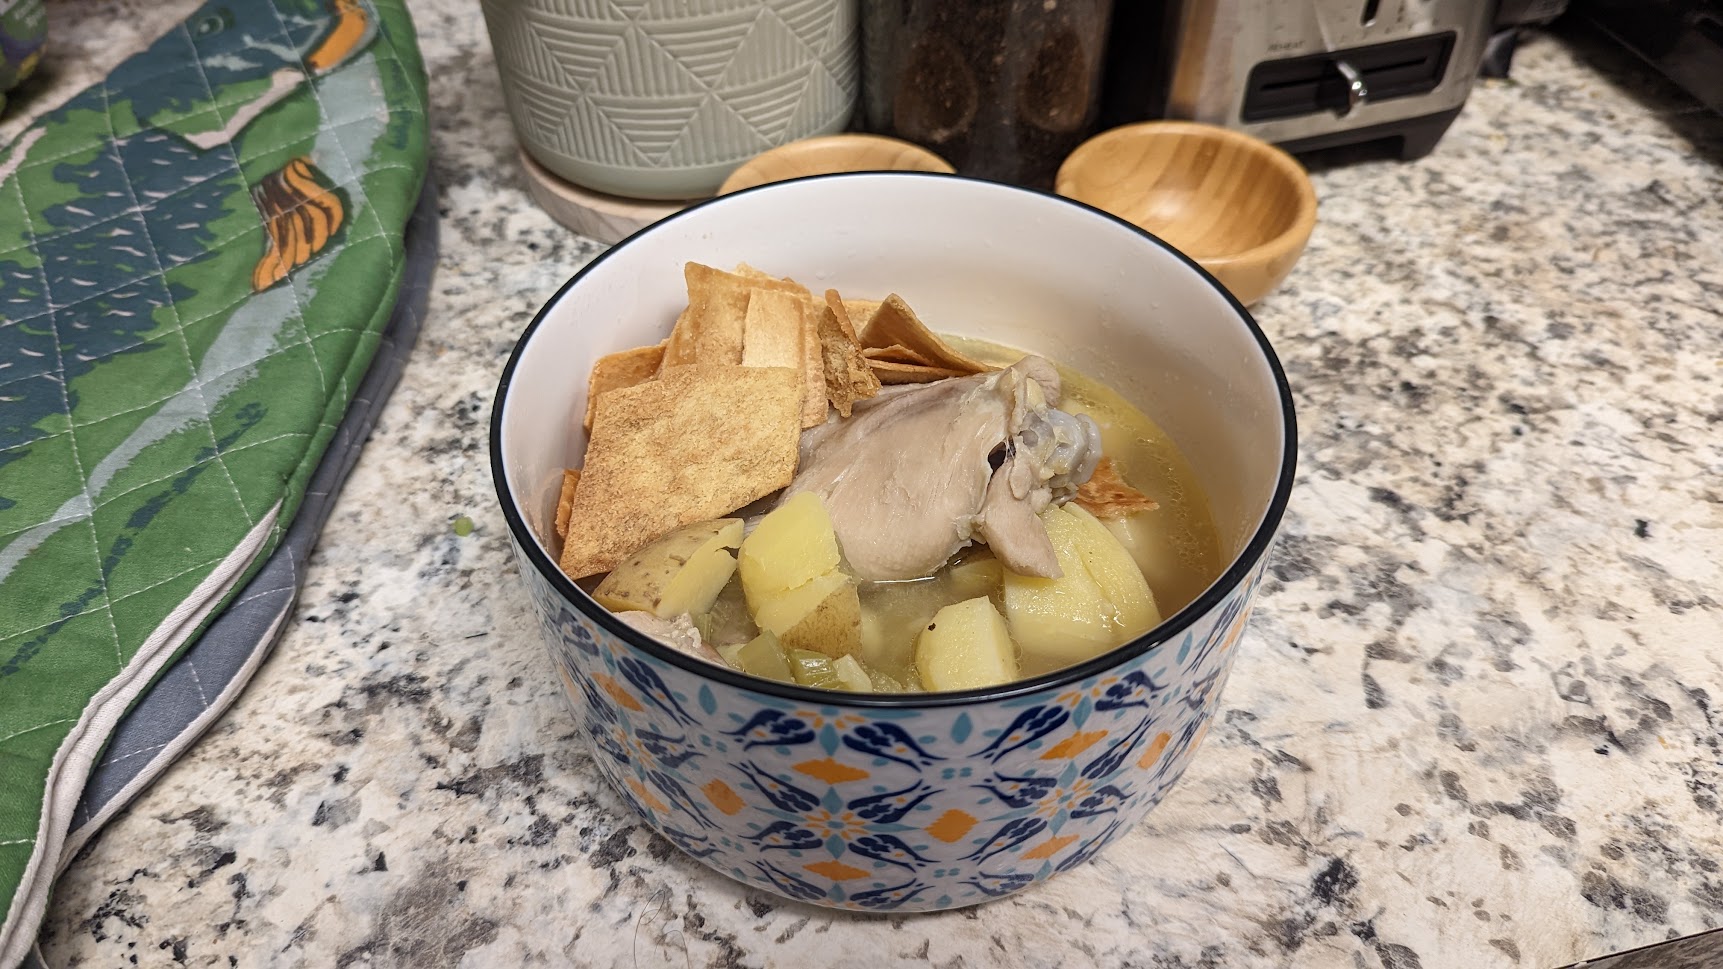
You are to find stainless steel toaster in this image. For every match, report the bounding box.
[1107,0,1497,159]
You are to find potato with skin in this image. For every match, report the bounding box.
[916,597,1019,691]
[593,519,744,619]
[754,572,863,658]
[739,491,842,610]
[780,581,863,658]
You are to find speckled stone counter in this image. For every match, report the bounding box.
[14,2,1723,967]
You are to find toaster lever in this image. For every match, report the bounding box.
[1241,33,1453,124]
[1333,60,1368,116]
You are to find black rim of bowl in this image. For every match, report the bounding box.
[489,171,1298,709]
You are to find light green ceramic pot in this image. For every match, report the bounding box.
[481,0,859,201]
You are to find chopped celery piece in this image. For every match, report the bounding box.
[725,631,794,683]
[831,654,873,692]
[868,667,922,693]
[692,611,718,646]
[786,648,843,689]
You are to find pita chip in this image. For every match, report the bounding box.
[741,288,806,370]
[863,344,935,366]
[583,341,666,432]
[858,293,995,375]
[869,358,967,384]
[1075,457,1161,519]
[817,290,880,417]
[559,365,802,579]
[555,468,581,539]
[736,263,813,297]
[797,298,828,427]
[661,263,752,368]
[842,298,881,325]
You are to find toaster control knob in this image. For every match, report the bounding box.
[1333,59,1369,116]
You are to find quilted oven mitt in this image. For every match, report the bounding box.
[0,1,428,963]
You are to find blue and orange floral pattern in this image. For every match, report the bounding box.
[514,535,1269,911]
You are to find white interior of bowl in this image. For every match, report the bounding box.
[499,175,1288,595]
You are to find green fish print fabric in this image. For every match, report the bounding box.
[0,0,428,958]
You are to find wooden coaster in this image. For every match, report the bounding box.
[518,148,702,244]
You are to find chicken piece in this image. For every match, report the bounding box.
[615,611,724,666]
[784,356,1101,581]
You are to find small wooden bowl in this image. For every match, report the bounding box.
[1056,122,1317,306]
[717,134,955,195]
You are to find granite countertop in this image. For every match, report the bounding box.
[17,1,1723,967]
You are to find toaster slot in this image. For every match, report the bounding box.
[1241,32,1457,122]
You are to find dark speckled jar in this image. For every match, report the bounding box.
[858,0,1114,189]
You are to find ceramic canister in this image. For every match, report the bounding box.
[490,175,1297,912]
[481,0,860,201]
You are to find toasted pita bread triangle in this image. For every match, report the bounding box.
[863,344,935,366]
[858,294,995,375]
[555,468,581,539]
[560,365,802,578]
[583,341,666,432]
[818,291,880,417]
[741,288,805,370]
[735,263,813,295]
[869,358,967,384]
[662,264,751,368]
[1075,457,1160,518]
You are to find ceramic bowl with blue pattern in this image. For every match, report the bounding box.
[490,174,1295,912]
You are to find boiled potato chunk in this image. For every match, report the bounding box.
[1066,505,1160,635]
[1002,504,1159,667]
[753,571,846,633]
[752,571,863,658]
[1100,513,1182,608]
[945,554,1004,600]
[782,581,863,658]
[594,518,743,618]
[739,492,842,609]
[1002,510,1118,662]
[916,596,1020,691]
